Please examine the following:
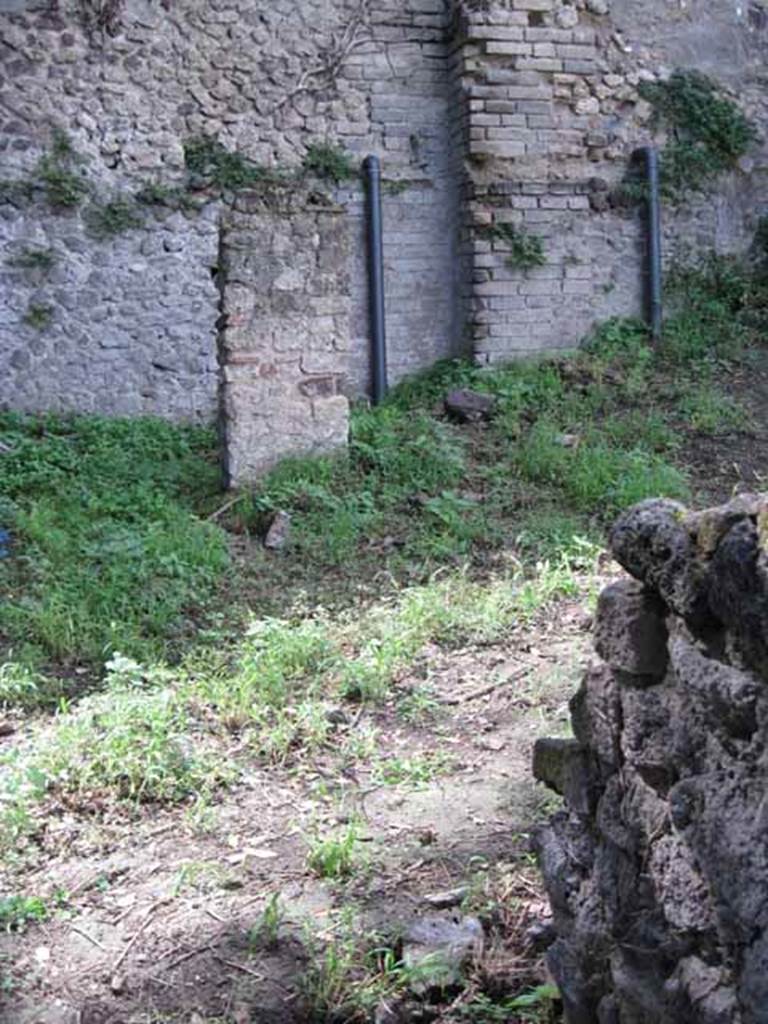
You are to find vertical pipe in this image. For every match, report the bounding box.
[643,145,663,344]
[364,155,388,405]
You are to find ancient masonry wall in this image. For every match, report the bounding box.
[0,0,465,430]
[534,495,768,1024]
[1,0,768,479]
[455,0,768,363]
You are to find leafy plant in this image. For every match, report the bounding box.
[302,141,358,184]
[23,303,53,330]
[248,893,284,951]
[639,70,757,200]
[460,983,561,1021]
[184,134,283,191]
[0,895,48,933]
[35,132,89,209]
[7,248,56,271]
[482,222,547,270]
[307,824,362,879]
[85,197,143,238]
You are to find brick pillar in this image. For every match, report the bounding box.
[219,189,351,487]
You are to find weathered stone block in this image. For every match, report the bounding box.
[594,579,668,679]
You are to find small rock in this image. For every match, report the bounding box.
[444,389,496,423]
[263,510,291,550]
[586,0,609,14]
[556,433,581,448]
[0,721,15,737]
[524,918,557,953]
[402,913,484,992]
[556,5,579,29]
[422,887,468,909]
[110,973,126,995]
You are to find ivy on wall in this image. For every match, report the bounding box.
[639,70,757,201]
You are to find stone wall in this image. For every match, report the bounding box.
[455,0,768,363]
[534,495,768,1024]
[0,0,465,428]
[2,0,768,475]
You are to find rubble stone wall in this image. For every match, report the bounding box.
[534,495,768,1024]
[0,0,465,423]
[2,0,768,475]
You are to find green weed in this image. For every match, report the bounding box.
[85,197,143,238]
[37,688,229,803]
[7,248,56,271]
[307,824,363,879]
[481,222,547,270]
[459,984,561,1022]
[248,893,284,951]
[639,70,756,200]
[302,141,358,184]
[676,384,750,434]
[0,661,64,711]
[373,751,452,787]
[184,134,284,191]
[0,895,48,932]
[23,303,53,330]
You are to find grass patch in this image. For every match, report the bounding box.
[0,414,227,670]
[38,687,229,804]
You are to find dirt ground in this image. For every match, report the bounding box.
[0,586,598,1024]
[2,349,766,1024]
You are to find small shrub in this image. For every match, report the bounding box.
[482,222,547,270]
[302,142,358,184]
[23,303,53,330]
[0,895,48,933]
[85,197,143,238]
[7,248,56,271]
[184,134,282,191]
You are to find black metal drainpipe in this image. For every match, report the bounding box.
[364,155,388,405]
[642,145,663,344]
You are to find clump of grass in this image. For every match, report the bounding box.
[373,751,452,787]
[677,384,750,434]
[248,894,285,951]
[514,419,689,517]
[307,824,363,879]
[0,661,65,711]
[38,688,228,803]
[302,141,358,184]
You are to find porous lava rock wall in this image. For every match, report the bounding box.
[534,495,768,1024]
